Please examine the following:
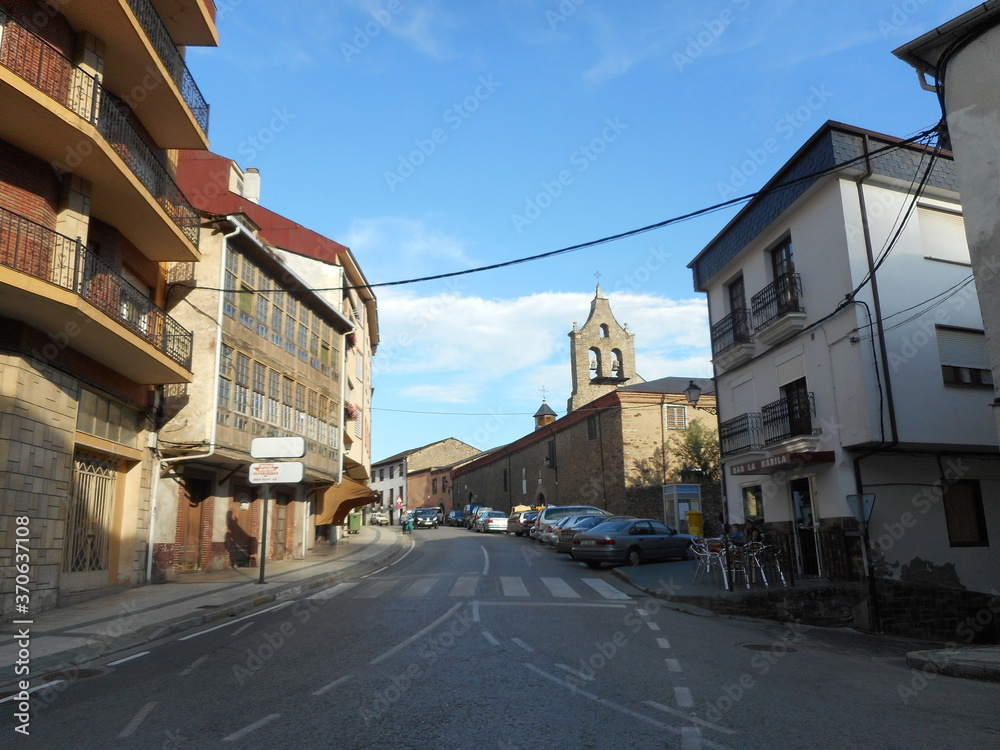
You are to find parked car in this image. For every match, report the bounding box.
[370,510,389,526]
[514,510,539,537]
[542,513,604,546]
[469,507,495,530]
[413,508,439,528]
[554,515,633,553]
[533,506,607,544]
[446,510,465,527]
[464,503,489,529]
[571,518,696,568]
[475,510,508,533]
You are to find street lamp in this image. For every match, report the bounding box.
[684,380,718,415]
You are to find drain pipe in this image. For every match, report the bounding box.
[145,218,239,582]
[850,136,900,632]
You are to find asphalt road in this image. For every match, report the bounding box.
[4,526,998,749]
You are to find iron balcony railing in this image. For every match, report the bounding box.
[0,206,194,369]
[719,412,763,456]
[711,308,752,357]
[751,273,804,331]
[125,0,210,134]
[0,11,200,246]
[760,391,815,445]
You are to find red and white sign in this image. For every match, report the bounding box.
[249,462,304,484]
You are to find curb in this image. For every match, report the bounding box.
[905,648,1000,683]
[1,539,404,694]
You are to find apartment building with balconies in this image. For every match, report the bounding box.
[690,121,1000,642]
[0,0,217,615]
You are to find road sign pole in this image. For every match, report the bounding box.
[257,484,270,585]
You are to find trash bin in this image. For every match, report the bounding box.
[347,510,362,535]
[686,509,703,538]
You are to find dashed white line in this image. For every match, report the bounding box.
[118,701,157,738]
[500,576,529,597]
[223,713,281,741]
[179,655,208,676]
[665,658,681,672]
[482,630,500,646]
[580,578,632,600]
[645,701,737,736]
[541,577,581,598]
[307,582,359,600]
[656,637,672,649]
[472,600,481,623]
[512,637,535,653]
[681,725,703,750]
[230,622,255,637]
[0,681,63,705]
[556,663,594,681]
[674,686,694,708]
[313,674,354,696]
[180,602,291,641]
[481,546,489,576]
[369,603,464,665]
[646,621,661,631]
[106,651,150,666]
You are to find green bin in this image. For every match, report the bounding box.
[347,511,362,534]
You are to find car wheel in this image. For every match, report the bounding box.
[585,560,601,569]
[627,548,642,567]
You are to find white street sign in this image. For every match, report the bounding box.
[249,462,304,484]
[251,436,306,459]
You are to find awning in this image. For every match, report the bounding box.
[314,477,377,525]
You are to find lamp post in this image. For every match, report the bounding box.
[683,380,718,415]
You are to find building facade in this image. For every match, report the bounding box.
[0,0,217,615]
[690,121,1000,642]
[371,438,480,520]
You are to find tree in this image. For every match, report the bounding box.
[667,420,721,483]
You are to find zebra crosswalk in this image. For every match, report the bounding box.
[311,575,634,602]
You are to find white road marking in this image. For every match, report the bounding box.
[450,576,479,597]
[223,713,281,741]
[472,600,480,623]
[647,621,661,631]
[500,576,530,597]
[656,637,672,649]
[665,658,681,672]
[312,674,354,696]
[541,577,581,598]
[401,577,438,597]
[180,602,291,641]
[106,651,150,666]
[230,622,255,637]
[0,681,63,704]
[580,578,631,600]
[636,608,649,617]
[360,566,387,579]
[388,538,415,566]
[481,546,489,576]
[179,656,208,676]
[512,637,535,653]
[523,663,598,700]
[370,603,464,665]
[674,686,694,708]
[355,579,397,598]
[118,701,157,738]
[646,701,737,736]
[556,663,594,681]
[482,630,500,646]
[681,726,703,750]
[307,582,359,600]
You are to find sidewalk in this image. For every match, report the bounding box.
[0,525,405,694]
[612,559,1000,684]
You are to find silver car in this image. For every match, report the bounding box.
[475,510,508,533]
[533,505,606,544]
[554,515,634,553]
[543,513,607,547]
[571,518,696,568]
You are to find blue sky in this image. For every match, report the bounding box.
[187,0,972,461]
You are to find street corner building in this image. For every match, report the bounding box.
[689,119,1000,643]
[144,152,379,579]
[0,0,218,616]
[451,286,722,533]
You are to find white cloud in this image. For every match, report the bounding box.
[343,216,475,281]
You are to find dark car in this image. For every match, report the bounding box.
[446,511,465,527]
[514,510,538,537]
[413,508,439,528]
[571,518,695,568]
[554,515,634,553]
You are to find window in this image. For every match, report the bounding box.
[379,468,385,481]
[502,468,508,491]
[665,405,687,430]
[76,390,141,448]
[587,415,598,440]
[728,275,746,312]
[239,285,254,328]
[390,466,395,479]
[220,345,233,377]
[919,206,970,264]
[218,377,231,410]
[64,451,117,572]
[432,479,438,494]
[742,485,763,520]
[943,480,989,547]
[233,352,250,386]
[937,327,993,388]
[223,271,237,318]
[771,237,794,279]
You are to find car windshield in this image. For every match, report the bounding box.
[571,517,605,530]
[486,512,505,518]
[415,509,436,517]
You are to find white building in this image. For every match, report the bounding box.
[689,121,999,642]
